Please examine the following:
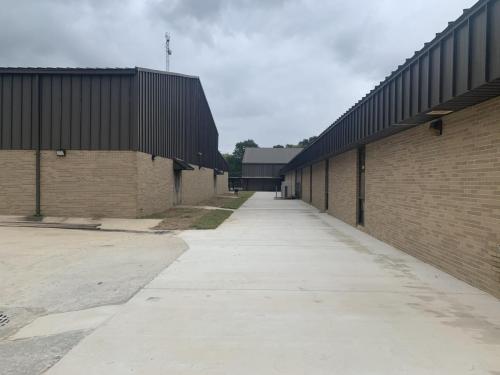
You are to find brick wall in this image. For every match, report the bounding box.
[301,166,311,204]
[136,153,175,217]
[180,166,217,205]
[215,172,229,195]
[0,151,222,218]
[0,150,35,215]
[329,149,358,226]
[0,150,213,218]
[364,96,500,298]
[311,160,326,211]
[41,151,138,218]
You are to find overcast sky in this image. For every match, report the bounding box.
[0,0,476,153]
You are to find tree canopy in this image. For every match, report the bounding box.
[233,139,258,161]
[283,136,318,149]
[223,139,259,177]
[298,136,318,147]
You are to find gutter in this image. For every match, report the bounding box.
[35,74,41,217]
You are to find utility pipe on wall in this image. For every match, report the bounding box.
[35,74,41,217]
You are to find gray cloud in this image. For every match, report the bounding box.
[0,0,476,152]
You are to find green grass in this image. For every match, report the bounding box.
[220,191,254,209]
[150,191,254,231]
[191,209,233,229]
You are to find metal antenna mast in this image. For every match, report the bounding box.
[165,32,172,71]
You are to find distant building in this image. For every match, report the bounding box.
[0,67,229,218]
[241,147,302,191]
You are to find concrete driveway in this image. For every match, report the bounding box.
[41,192,500,374]
[0,226,186,375]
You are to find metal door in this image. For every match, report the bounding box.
[295,169,302,198]
[357,147,365,225]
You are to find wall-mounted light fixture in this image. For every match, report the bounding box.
[56,149,66,157]
[429,119,443,136]
[428,110,453,116]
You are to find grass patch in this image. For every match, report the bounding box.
[149,208,204,230]
[151,191,254,231]
[191,209,233,229]
[153,208,233,230]
[201,191,254,210]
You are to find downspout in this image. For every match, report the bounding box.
[35,74,41,217]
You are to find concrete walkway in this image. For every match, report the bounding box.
[47,192,500,374]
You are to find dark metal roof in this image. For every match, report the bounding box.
[0,67,198,79]
[0,67,137,75]
[136,69,220,169]
[216,151,229,172]
[242,163,287,178]
[135,67,199,79]
[283,0,500,172]
[0,66,224,170]
[242,147,303,164]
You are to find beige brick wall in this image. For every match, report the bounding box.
[1,150,183,218]
[0,150,36,215]
[215,172,229,195]
[0,151,222,218]
[180,166,217,205]
[364,96,500,298]
[301,166,311,203]
[329,149,358,226]
[311,160,326,211]
[41,151,139,218]
[136,153,175,217]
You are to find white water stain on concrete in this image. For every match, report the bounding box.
[0,225,188,375]
[10,305,121,340]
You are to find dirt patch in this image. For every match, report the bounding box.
[153,208,233,230]
[200,191,254,210]
[151,192,253,230]
[150,208,207,230]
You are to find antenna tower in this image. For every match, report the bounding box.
[165,32,172,71]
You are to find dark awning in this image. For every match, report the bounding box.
[283,0,500,172]
[173,158,194,171]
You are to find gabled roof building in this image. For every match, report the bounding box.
[241,147,302,191]
[0,67,229,218]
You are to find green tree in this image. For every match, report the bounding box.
[298,136,318,147]
[284,136,317,148]
[273,144,284,148]
[223,139,259,177]
[233,139,259,161]
[223,153,240,177]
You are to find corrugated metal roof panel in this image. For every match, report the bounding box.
[0,66,225,170]
[242,147,303,164]
[0,67,200,78]
[0,67,137,75]
[283,0,500,172]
